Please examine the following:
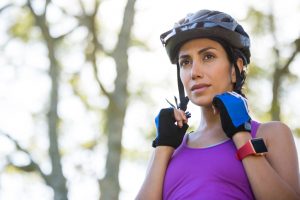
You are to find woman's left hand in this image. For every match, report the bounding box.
[212,91,251,138]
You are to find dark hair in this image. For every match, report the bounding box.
[207,37,247,97]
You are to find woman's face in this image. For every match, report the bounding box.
[179,38,235,107]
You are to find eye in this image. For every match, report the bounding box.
[203,53,215,61]
[179,58,192,68]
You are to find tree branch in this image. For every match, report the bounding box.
[92,61,111,98]
[55,26,78,41]
[44,0,51,14]
[27,0,52,42]
[78,0,86,16]
[281,49,298,74]
[280,36,300,74]
[268,3,280,69]
[81,0,110,98]
[69,73,102,111]
[0,130,51,185]
[0,3,13,13]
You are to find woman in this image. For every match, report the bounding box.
[136,10,300,200]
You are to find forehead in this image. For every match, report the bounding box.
[179,38,224,55]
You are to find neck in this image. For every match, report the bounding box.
[196,105,225,139]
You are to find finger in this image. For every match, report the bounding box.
[177,120,183,128]
[174,109,187,121]
[173,109,182,120]
[179,110,188,123]
[173,109,185,127]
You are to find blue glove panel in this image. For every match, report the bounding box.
[214,92,250,127]
[154,111,162,139]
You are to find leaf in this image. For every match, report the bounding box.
[246,7,270,35]
[294,128,300,138]
[247,63,267,78]
[80,140,98,150]
[8,8,35,42]
[5,163,36,173]
[130,37,150,51]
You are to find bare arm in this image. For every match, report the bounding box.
[135,146,174,200]
[233,122,300,200]
[136,109,187,199]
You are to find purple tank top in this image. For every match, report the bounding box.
[163,120,260,200]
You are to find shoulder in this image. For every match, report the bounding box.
[256,121,300,194]
[256,121,297,159]
[256,121,297,161]
[257,121,293,142]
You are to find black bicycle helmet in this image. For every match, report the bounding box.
[160,10,251,111]
[160,9,251,64]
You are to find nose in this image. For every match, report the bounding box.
[191,60,203,79]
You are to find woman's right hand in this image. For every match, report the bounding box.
[152,108,189,149]
[173,108,188,128]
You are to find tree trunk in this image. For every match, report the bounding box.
[47,41,68,200]
[100,99,126,200]
[99,0,137,199]
[27,1,68,199]
[271,68,281,121]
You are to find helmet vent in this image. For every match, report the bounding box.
[221,17,232,22]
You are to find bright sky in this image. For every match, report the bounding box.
[0,0,300,199]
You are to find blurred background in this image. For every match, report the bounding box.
[0,0,300,199]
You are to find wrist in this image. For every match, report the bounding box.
[155,146,175,155]
[232,131,252,149]
[236,138,268,160]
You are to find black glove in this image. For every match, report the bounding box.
[212,92,251,138]
[152,108,189,149]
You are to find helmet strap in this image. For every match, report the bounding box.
[233,62,245,96]
[176,63,189,111]
[232,49,247,96]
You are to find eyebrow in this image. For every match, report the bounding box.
[178,47,216,60]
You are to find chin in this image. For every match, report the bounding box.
[189,95,213,107]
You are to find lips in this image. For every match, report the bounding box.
[191,83,211,92]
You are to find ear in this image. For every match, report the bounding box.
[231,58,244,83]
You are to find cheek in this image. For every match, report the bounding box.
[214,67,230,80]
[210,64,233,89]
[180,69,190,87]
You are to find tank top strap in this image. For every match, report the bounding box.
[182,122,261,148]
[181,133,189,147]
[251,120,261,138]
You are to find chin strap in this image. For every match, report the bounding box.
[233,50,248,97]
[233,63,244,92]
[176,63,189,111]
